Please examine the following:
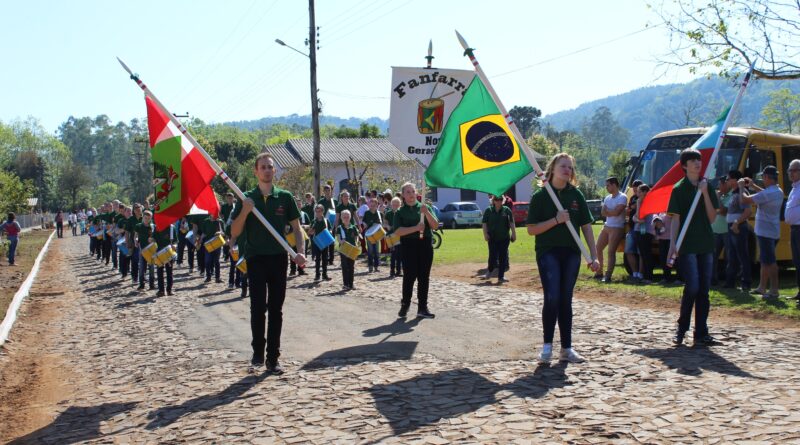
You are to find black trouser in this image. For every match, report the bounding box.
[327,244,335,264]
[157,262,173,293]
[223,244,230,262]
[197,244,206,274]
[90,236,97,256]
[102,237,112,264]
[177,236,186,264]
[205,248,221,280]
[185,241,195,270]
[110,237,118,268]
[340,254,355,287]
[488,238,510,280]
[120,251,131,277]
[248,254,288,363]
[634,232,654,281]
[401,237,433,310]
[312,243,328,277]
[390,245,402,275]
[130,247,139,282]
[56,222,63,238]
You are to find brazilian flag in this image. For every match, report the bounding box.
[425,76,533,197]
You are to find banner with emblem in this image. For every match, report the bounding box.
[389,67,475,166]
[424,76,533,196]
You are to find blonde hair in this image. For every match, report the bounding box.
[543,153,578,186]
[340,209,352,220]
[390,196,402,206]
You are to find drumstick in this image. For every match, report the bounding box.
[434,91,455,100]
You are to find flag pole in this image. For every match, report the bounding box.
[454,31,592,263]
[669,62,755,265]
[116,58,299,259]
[413,158,429,239]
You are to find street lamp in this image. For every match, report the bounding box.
[275,1,322,198]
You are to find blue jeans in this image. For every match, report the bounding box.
[536,247,580,348]
[7,236,18,264]
[791,226,800,294]
[367,241,379,269]
[725,223,751,288]
[488,238,510,280]
[677,252,713,338]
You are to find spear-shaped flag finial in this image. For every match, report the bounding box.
[425,39,434,68]
[455,30,474,58]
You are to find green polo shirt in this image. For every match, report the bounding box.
[318,197,338,212]
[153,227,172,249]
[134,222,155,246]
[126,215,141,233]
[301,203,315,220]
[384,209,396,233]
[483,205,513,241]
[667,177,719,255]
[393,201,436,240]
[336,202,357,217]
[200,218,223,239]
[220,202,234,222]
[114,213,127,228]
[526,184,593,256]
[362,210,381,227]
[310,218,329,237]
[336,222,359,244]
[186,214,209,227]
[231,185,300,258]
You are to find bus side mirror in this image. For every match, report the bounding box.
[744,149,761,178]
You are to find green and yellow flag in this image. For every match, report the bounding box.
[424,76,533,196]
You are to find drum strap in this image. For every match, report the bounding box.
[340,225,346,240]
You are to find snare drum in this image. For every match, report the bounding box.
[327,209,337,228]
[286,229,309,248]
[185,230,195,246]
[204,233,225,253]
[338,241,361,261]
[385,232,401,248]
[154,246,177,266]
[141,242,158,264]
[230,246,240,262]
[365,224,386,244]
[116,238,130,257]
[313,229,335,250]
[235,258,248,274]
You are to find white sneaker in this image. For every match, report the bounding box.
[538,344,553,363]
[559,348,585,363]
[483,271,492,279]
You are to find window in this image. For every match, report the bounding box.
[745,147,777,187]
[783,145,800,191]
[443,205,454,212]
[459,203,480,211]
[460,189,476,201]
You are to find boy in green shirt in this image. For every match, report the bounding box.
[362,198,382,273]
[308,204,332,281]
[384,197,402,277]
[200,215,224,283]
[134,210,156,290]
[336,209,361,290]
[153,225,175,296]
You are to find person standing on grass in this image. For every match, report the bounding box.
[738,166,784,299]
[482,194,516,284]
[595,177,627,283]
[784,159,800,305]
[624,180,643,282]
[526,153,600,364]
[1,213,22,266]
[667,148,719,346]
[633,184,655,283]
[710,177,732,286]
[724,170,752,291]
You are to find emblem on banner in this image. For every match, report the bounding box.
[417,98,444,134]
[459,114,520,174]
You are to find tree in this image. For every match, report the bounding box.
[654,0,800,79]
[608,149,632,183]
[509,106,542,139]
[0,171,35,214]
[91,182,120,208]
[581,107,630,151]
[760,88,800,133]
[58,162,92,210]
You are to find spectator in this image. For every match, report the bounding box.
[723,170,752,291]
[55,210,64,238]
[784,159,800,304]
[711,177,732,285]
[633,184,655,283]
[625,179,643,282]
[739,166,783,299]
[1,213,22,266]
[595,177,627,283]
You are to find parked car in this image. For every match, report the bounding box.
[509,201,529,226]
[585,199,604,223]
[439,201,483,229]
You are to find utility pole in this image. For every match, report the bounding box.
[309,0,322,197]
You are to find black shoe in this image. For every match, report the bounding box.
[417,309,436,319]
[323,275,331,281]
[215,278,223,283]
[289,270,296,276]
[240,290,248,299]
[205,277,212,282]
[398,304,409,318]
[137,284,145,290]
[673,329,685,345]
[149,285,156,290]
[167,290,174,296]
[694,335,717,346]
[315,274,320,281]
[389,272,395,277]
[298,269,306,276]
[267,361,284,375]
[156,290,165,297]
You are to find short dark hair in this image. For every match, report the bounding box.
[254,152,274,169]
[7,212,15,221]
[762,165,778,180]
[605,177,619,186]
[679,148,702,166]
[638,184,651,193]
[632,179,643,188]
[728,169,743,180]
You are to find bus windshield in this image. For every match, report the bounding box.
[628,134,747,189]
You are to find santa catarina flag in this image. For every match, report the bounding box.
[424,76,532,197]
[146,96,219,230]
[637,105,731,219]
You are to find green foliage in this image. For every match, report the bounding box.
[608,149,633,183]
[57,162,92,210]
[0,170,35,214]
[91,182,120,207]
[760,88,800,134]
[509,105,542,139]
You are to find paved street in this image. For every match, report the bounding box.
[2,235,800,444]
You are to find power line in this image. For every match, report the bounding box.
[320,0,391,38]
[324,0,417,47]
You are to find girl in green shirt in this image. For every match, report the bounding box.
[336,210,361,290]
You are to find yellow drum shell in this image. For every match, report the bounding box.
[385,232,401,248]
[235,258,248,274]
[365,224,386,244]
[286,229,309,248]
[204,233,225,253]
[141,242,158,264]
[338,241,361,261]
[154,246,176,266]
[230,246,240,262]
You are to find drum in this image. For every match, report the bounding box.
[385,232,401,248]
[94,229,105,240]
[235,258,248,274]
[204,233,225,253]
[230,246,240,262]
[313,229,335,250]
[286,229,309,248]
[327,209,336,228]
[141,242,158,264]
[88,226,96,236]
[185,230,195,246]
[338,241,361,261]
[116,238,130,257]
[365,224,386,244]
[417,98,444,134]
[154,246,177,267]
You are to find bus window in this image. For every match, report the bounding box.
[746,147,777,187]
[783,145,800,191]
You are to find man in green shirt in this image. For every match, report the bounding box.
[482,195,517,283]
[667,148,719,346]
[231,152,305,375]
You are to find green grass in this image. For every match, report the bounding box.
[434,226,800,319]
[0,229,54,322]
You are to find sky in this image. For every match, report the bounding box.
[0,0,698,133]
